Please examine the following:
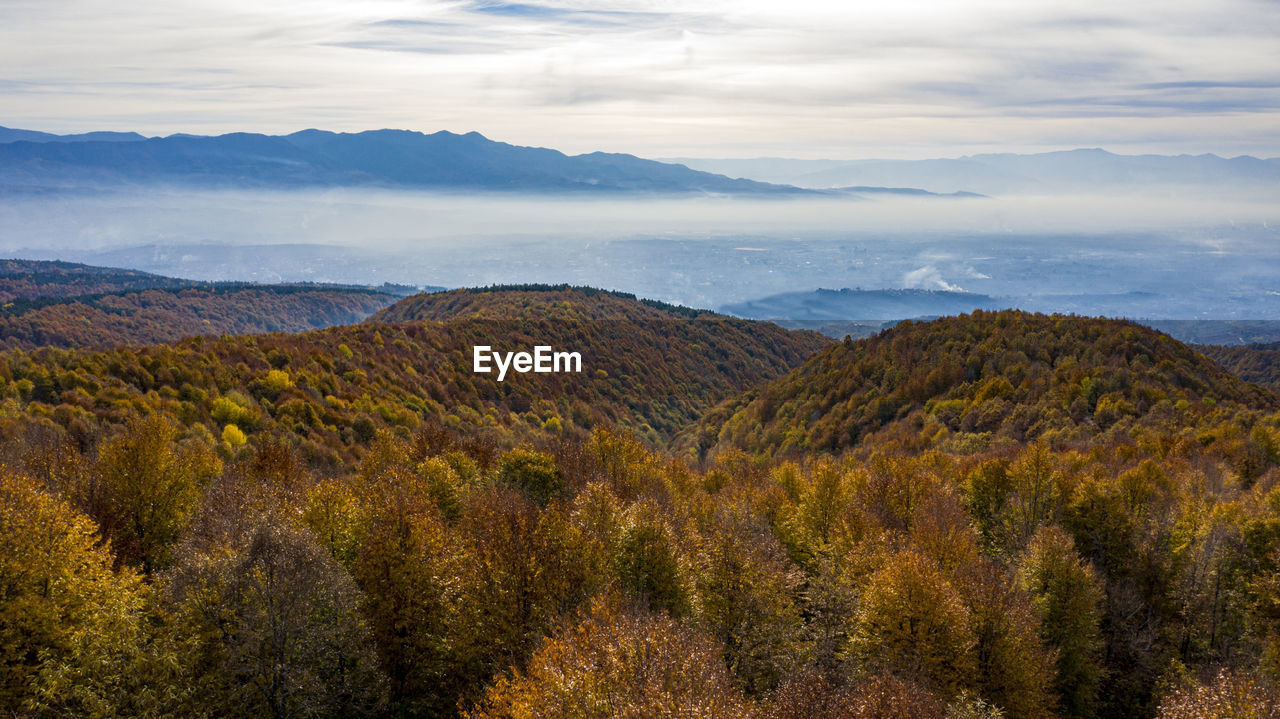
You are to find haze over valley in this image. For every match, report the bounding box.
[2,133,1277,329]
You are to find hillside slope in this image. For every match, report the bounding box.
[1201,342,1280,392]
[689,310,1277,457]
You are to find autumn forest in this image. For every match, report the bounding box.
[2,266,1280,719]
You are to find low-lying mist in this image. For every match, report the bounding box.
[2,188,1275,249]
[2,187,1277,317]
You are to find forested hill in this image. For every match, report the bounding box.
[689,310,1278,457]
[0,287,828,465]
[0,259,404,350]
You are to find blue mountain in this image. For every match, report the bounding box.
[672,148,1280,195]
[0,126,805,194]
[0,126,147,144]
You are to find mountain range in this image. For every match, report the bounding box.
[669,148,1280,195]
[0,126,806,195]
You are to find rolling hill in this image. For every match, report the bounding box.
[369,283,718,323]
[687,310,1278,457]
[0,258,191,301]
[0,286,400,350]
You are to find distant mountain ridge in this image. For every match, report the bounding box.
[668,148,1280,195]
[0,126,808,195]
[0,127,147,144]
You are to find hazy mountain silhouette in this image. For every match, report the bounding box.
[669,148,1280,195]
[0,126,806,194]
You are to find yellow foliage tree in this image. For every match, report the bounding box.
[96,415,222,572]
[466,596,754,719]
[845,550,977,698]
[0,471,150,715]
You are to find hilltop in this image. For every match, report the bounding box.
[0,286,828,463]
[370,284,717,323]
[688,310,1277,457]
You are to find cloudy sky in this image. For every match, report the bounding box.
[2,0,1278,158]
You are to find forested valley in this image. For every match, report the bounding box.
[2,276,1280,719]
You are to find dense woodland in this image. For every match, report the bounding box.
[2,281,1280,719]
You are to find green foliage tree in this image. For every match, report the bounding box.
[959,561,1056,719]
[1018,525,1105,718]
[696,505,806,694]
[167,520,388,718]
[353,504,469,717]
[498,447,563,505]
[615,501,694,617]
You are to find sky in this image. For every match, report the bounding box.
[1,0,1278,159]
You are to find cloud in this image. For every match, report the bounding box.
[1138,81,1280,90]
[904,266,963,292]
[0,0,1277,157]
[461,1,674,26]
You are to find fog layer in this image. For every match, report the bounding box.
[2,188,1277,317]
